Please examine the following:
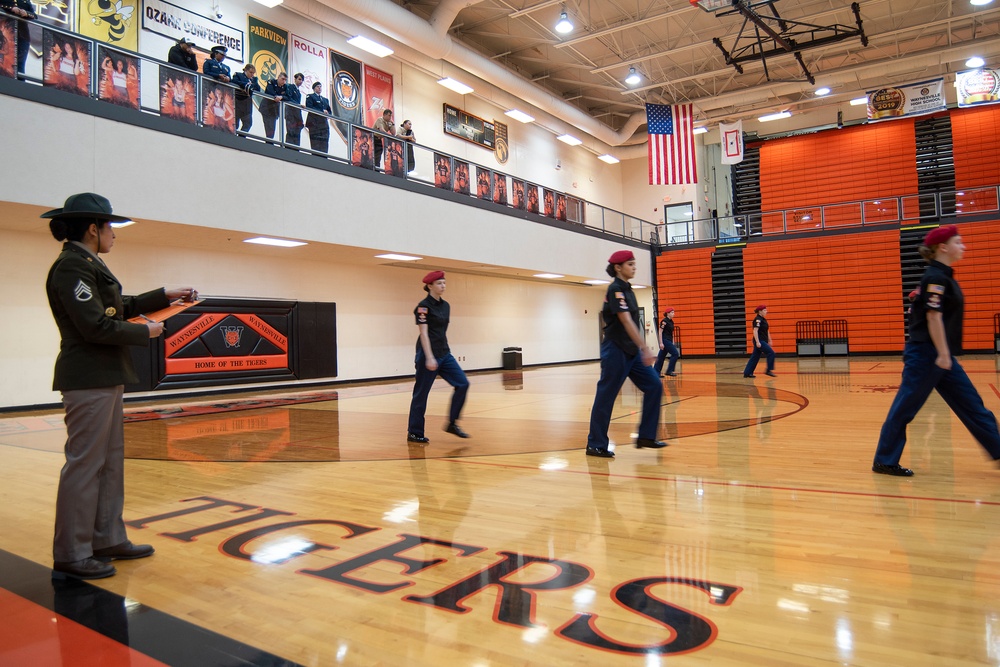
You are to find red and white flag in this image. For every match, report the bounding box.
[646,103,697,185]
[720,120,744,165]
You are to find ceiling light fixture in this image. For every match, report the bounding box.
[534,273,565,279]
[244,237,307,248]
[815,86,831,96]
[970,0,993,6]
[584,279,610,285]
[693,126,708,134]
[437,77,474,95]
[251,0,283,7]
[965,56,986,68]
[554,11,574,34]
[598,154,620,164]
[557,134,583,145]
[504,109,535,123]
[850,96,868,106]
[624,67,641,85]
[758,111,792,122]
[375,253,422,261]
[346,35,393,58]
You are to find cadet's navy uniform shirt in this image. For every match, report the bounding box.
[659,317,674,344]
[910,259,964,355]
[752,314,768,347]
[414,296,451,357]
[602,277,640,356]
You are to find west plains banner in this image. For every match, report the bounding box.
[142,0,243,62]
[289,34,326,100]
[363,64,393,127]
[867,78,946,121]
[78,0,138,50]
[247,15,287,88]
[329,49,363,137]
[956,68,1000,108]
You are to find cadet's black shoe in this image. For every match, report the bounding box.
[743,374,756,378]
[52,558,116,580]
[585,448,615,458]
[666,372,677,377]
[445,422,471,438]
[635,438,669,449]
[872,463,914,477]
[93,541,154,561]
[764,370,777,377]
[407,432,430,444]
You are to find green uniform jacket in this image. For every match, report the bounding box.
[46,242,169,391]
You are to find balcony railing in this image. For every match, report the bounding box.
[1,15,660,246]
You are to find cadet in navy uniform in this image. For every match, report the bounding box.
[585,250,667,458]
[407,271,471,443]
[305,81,333,154]
[284,73,305,147]
[202,45,231,82]
[653,307,680,377]
[42,193,197,579]
[873,225,1000,476]
[231,64,260,133]
[743,304,776,378]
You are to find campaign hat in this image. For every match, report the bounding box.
[40,193,130,222]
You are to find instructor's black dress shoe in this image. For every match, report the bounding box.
[585,448,615,458]
[635,438,669,449]
[445,422,471,438]
[407,432,430,444]
[872,463,914,477]
[743,374,756,378]
[52,558,116,580]
[93,541,155,561]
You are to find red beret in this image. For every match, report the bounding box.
[908,289,920,301]
[662,307,674,315]
[608,250,635,265]
[755,304,767,312]
[422,270,445,284]
[923,224,958,247]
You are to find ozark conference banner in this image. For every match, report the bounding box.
[248,15,288,88]
[330,49,364,137]
[363,64,393,127]
[290,34,327,100]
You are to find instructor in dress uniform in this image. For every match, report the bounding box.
[406,271,471,443]
[872,224,1000,476]
[43,193,197,579]
[585,250,667,458]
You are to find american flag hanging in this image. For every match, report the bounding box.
[646,103,698,185]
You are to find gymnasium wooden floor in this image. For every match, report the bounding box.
[2,356,1000,666]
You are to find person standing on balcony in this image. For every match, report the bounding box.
[231,64,260,134]
[284,73,304,147]
[167,37,197,72]
[872,225,1000,476]
[202,45,230,82]
[407,271,471,444]
[743,305,776,378]
[260,71,288,142]
[372,108,395,171]
[399,119,416,173]
[653,307,680,377]
[585,250,667,458]
[0,0,35,77]
[305,81,332,154]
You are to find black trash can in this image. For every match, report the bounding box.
[502,346,522,370]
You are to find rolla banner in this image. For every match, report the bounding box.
[248,15,287,89]
[290,34,327,100]
[329,50,363,139]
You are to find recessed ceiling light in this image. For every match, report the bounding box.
[815,87,831,96]
[632,284,648,289]
[346,35,393,58]
[554,11,574,34]
[970,0,993,6]
[598,154,620,164]
[534,273,565,279]
[850,97,868,106]
[110,220,135,228]
[375,253,422,261]
[624,67,641,85]
[251,0,283,7]
[965,56,986,68]
[437,77,474,95]
[504,109,535,123]
[244,237,307,247]
[692,126,708,134]
[584,279,610,285]
[557,134,583,145]
[758,111,792,122]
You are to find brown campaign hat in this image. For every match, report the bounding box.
[40,193,130,222]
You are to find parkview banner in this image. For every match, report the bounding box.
[248,15,287,88]
[363,64,393,127]
[289,34,327,101]
[956,68,1000,108]
[866,78,945,121]
[77,0,139,50]
[330,49,363,137]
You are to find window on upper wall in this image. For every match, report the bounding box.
[664,203,694,244]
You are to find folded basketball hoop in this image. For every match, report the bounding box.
[690,0,732,11]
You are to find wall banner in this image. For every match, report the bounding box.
[142,0,243,62]
[329,49,363,137]
[289,34,326,101]
[362,64,393,127]
[494,120,509,164]
[78,0,138,50]
[956,68,1000,108]
[866,78,945,121]
[247,14,287,88]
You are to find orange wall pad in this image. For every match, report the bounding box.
[655,246,717,355]
[950,220,1000,351]
[952,105,1000,191]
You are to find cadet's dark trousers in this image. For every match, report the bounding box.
[654,341,680,375]
[408,351,469,436]
[587,340,663,451]
[235,97,253,132]
[53,386,128,563]
[743,342,775,376]
[874,342,1000,466]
